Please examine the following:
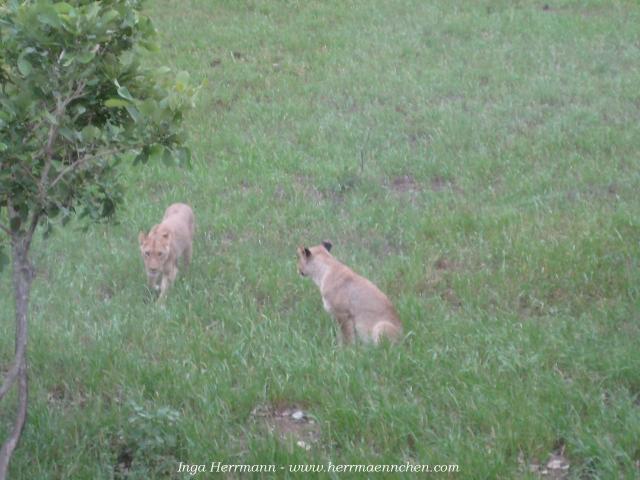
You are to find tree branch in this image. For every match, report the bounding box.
[0,233,32,403]
[0,360,27,479]
[6,196,16,228]
[0,236,31,480]
[0,222,10,236]
[49,146,129,189]
[0,362,19,401]
[20,102,50,147]
[23,212,41,255]
[49,153,92,190]
[37,80,87,200]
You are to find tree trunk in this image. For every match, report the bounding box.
[0,235,33,480]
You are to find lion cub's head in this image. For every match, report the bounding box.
[138,226,173,277]
[297,240,332,277]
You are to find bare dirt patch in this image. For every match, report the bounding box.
[114,447,134,478]
[273,184,287,201]
[293,171,362,204]
[293,174,324,202]
[430,175,463,194]
[47,383,88,408]
[430,175,449,192]
[543,3,609,17]
[251,403,321,451]
[412,261,463,308]
[213,99,232,111]
[441,287,462,308]
[565,182,625,204]
[387,174,462,196]
[341,231,405,259]
[517,292,546,318]
[434,256,460,271]
[520,441,570,479]
[98,284,115,301]
[390,174,421,194]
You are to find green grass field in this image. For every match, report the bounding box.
[2,0,640,478]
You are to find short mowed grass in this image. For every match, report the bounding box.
[2,0,640,478]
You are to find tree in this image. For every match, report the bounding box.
[0,1,196,477]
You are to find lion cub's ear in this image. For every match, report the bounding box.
[138,231,147,245]
[304,247,311,258]
[322,240,332,252]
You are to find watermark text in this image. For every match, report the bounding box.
[177,461,459,476]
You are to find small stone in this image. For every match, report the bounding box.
[291,410,305,421]
[547,457,570,470]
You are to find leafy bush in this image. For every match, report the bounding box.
[114,403,183,478]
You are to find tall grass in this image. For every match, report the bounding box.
[2,0,639,478]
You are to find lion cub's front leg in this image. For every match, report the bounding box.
[183,244,192,270]
[147,273,161,293]
[337,314,356,345]
[158,261,178,301]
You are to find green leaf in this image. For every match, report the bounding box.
[72,104,86,121]
[44,111,58,125]
[53,2,74,14]
[61,54,74,67]
[47,203,60,218]
[148,144,163,163]
[138,98,157,116]
[125,105,141,123]
[36,6,62,28]
[102,10,120,24]
[104,98,130,108]
[81,125,101,142]
[85,2,101,21]
[176,71,190,84]
[134,146,150,165]
[17,55,32,76]
[59,126,78,142]
[117,85,134,101]
[162,148,174,167]
[76,50,95,64]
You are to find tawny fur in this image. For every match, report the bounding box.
[297,242,403,345]
[139,203,195,300]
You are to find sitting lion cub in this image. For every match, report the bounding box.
[138,203,195,300]
[297,241,403,345]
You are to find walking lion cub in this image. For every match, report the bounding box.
[138,203,195,300]
[297,241,403,345]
